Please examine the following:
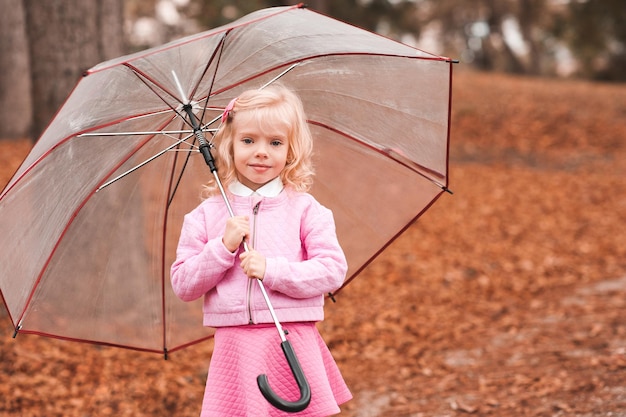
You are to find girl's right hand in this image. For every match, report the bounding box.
[222,216,250,253]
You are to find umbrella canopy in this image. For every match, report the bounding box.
[0,4,453,355]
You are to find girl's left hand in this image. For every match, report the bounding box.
[239,249,266,280]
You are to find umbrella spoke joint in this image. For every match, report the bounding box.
[181,103,217,173]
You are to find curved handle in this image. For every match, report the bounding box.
[257,340,311,413]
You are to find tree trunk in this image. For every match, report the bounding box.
[23,0,124,140]
[0,0,32,140]
[97,0,125,60]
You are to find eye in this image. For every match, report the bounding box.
[241,137,254,144]
[270,139,284,147]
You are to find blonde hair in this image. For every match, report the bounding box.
[203,85,315,197]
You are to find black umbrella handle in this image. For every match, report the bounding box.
[257,340,311,413]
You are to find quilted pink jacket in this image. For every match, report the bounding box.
[170,188,347,327]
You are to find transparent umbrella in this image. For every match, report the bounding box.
[0,5,453,359]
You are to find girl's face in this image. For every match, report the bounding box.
[231,110,289,191]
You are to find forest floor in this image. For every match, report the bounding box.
[1,68,625,416]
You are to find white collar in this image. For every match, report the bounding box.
[228,177,284,197]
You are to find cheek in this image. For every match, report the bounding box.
[232,144,248,161]
[275,147,289,163]
[231,147,247,170]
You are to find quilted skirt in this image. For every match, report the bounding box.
[201,322,352,416]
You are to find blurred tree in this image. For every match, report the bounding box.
[184,0,420,41]
[185,0,297,29]
[23,0,125,140]
[560,0,626,81]
[414,0,545,73]
[324,0,421,40]
[409,0,626,81]
[0,0,32,139]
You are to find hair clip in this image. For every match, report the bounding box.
[221,98,237,123]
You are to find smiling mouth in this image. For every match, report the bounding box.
[249,164,271,169]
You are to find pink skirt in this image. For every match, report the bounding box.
[201,322,351,416]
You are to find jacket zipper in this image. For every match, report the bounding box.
[246,201,261,324]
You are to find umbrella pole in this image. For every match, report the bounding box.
[183,105,311,413]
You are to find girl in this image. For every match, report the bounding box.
[171,85,352,416]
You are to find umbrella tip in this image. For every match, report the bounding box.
[443,186,454,195]
[327,292,337,303]
[163,348,169,360]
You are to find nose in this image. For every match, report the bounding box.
[255,142,269,157]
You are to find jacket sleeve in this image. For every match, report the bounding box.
[262,203,347,299]
[170,207,236,301]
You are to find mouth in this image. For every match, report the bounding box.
[249,164,271,172]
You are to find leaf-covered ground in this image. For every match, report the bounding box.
[1,69,625,416]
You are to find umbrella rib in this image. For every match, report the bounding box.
[165,121,198,208]
[194,32,228,124]
[79,129,215,137]
[71,103,217,141]
[123,63,195,134]
[124,63,184,106]
[332,188,447,297]
[125,66,224,136]
[308,119,448,188]
[96,134,195,192]
[122,63,227,148]
[259,63,300,89]
[204,52,438,100]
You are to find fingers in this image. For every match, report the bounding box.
[223,216,249,252]
[222,217,266,279]
[239,250,266,280]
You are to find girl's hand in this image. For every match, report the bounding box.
[239,250,266,280]
[222,216,249,253]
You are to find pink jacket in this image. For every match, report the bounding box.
[170,188,347,327]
